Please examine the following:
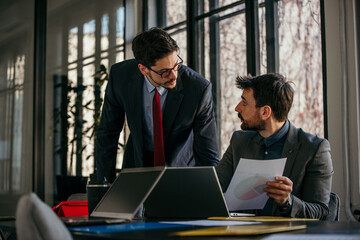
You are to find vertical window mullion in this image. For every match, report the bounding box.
[75,25,83,177]
[209,0,221,149]
[320,0,328,139]
[245,0,260,76]
[108,10,117,66]
[198,1,205,76]
[56,22,69,178]
[9,66,15,192]
[95,14,102,69]
[94,13,102,171]
[142,0,149,31]
[186,0,197,69]
[156,0,167,27]
[33,0,47,199]
[265,0,279,73]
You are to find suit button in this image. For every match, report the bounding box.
[265,151,268,155]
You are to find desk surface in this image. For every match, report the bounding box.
[2,219,360,240]
[69,220,360,240]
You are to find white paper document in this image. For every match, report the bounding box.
[224,158,287,211]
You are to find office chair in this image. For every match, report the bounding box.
[324,192,340,221]
[67,193,87,201]
[15,192,72,240]
[0,227,5,240]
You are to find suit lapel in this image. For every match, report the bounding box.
[162,76,184,141]
[253,134,264,159]
[282,123,300,177]
[271,123,300,215]
[245,134,264,160]
[128,71,144,155]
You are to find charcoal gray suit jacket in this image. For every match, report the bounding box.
[216,122,333,219]
[95,59,219,183]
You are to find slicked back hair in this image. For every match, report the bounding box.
[132,27,179,68]
[236,73,294,122]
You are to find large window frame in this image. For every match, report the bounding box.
[146,0,327,152]
[45,0,127,203]
[146,0,360,221]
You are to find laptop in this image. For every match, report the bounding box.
[61,167,165,226]
[62,166,252,226]
[144,166,232,219]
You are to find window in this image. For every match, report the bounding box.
[277,0,324,137]
[150,0,324,155]
[0,0,34,194]
[48,0,126,179]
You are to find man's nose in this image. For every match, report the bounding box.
[168,69,177,79]
[235,102,241,113]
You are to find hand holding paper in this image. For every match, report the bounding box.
[264,176,293,206]
[224,158,287,211]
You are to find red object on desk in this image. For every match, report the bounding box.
[52,201,88,217]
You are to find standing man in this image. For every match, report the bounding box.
[216,73,333,219]
[95,27,219,183]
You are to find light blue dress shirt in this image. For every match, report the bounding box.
[142,76,168,152]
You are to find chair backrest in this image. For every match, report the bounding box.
[67,193,87,201]
[16,192,72,240]
[325,192,340,221]
[0,227,5,240]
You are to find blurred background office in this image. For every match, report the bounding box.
[0,0,359,221]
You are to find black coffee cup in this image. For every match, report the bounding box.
[86,183,109,216]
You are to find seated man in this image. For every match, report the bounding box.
[216,73,333,219]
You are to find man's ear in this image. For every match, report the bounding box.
[138,64,149,76]
[261,105,272,120]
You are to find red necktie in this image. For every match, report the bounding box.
[153,89,165,166]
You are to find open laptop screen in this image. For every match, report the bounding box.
[91,167,164,220]
[144,167,229,219]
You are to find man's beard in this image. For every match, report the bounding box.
[238,113,266,131]
[148,73,176,89]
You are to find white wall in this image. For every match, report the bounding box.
[324,0,359,221]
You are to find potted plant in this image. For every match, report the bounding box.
[53,64,109,203]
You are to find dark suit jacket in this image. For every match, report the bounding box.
[95,59,219,182]
[216,122,333,219]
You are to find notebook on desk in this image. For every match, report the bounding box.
[61,167,165,226]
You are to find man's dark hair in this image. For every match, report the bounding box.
[236,73,294,122]
[132,27,179,67]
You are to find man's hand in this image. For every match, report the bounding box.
[263,176,293,206]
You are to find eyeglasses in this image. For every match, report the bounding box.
[148,56,183,78]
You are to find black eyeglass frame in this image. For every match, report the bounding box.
[147,55,183,78]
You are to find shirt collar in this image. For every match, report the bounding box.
[259,120,290,147]
[144,75,167,96]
